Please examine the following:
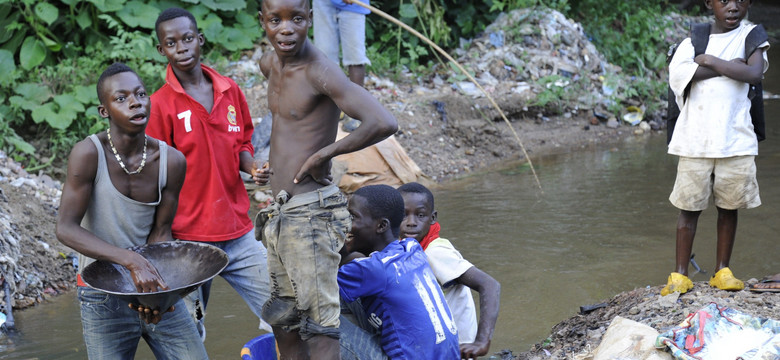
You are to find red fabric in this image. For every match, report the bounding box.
[148,64,254,241]
[77,273,87,287]
[419,222,441,250]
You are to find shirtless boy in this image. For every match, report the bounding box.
[256,0,397,358]
[56,63,206,359]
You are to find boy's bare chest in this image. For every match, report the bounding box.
[267,73,320,120]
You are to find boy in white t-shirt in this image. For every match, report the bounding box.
[398,182,501,359]
[663,0,769,296]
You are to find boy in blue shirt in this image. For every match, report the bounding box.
[338,185,459,359]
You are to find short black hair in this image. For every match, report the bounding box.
[259,0,310,12]
[96,62,140,104]
[155,7,198,41]
[353,185,404,238]
[397,182,434,210]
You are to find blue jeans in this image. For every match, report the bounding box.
[339,299,387,360]
[181,230,272,338]
[79,287,207,359]
[313,0,370,66]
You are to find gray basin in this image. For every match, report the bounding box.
[81,241,228,311]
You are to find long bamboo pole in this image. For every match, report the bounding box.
[351,1,542,192]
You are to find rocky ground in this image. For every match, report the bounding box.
[2,4,779,358]
[516,282,779,359]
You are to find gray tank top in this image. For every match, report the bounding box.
[78,134,168,274]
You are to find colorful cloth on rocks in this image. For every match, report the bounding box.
[655,302,780,360]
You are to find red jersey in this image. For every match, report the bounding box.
[148,64,254,242]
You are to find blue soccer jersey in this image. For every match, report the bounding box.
[338,238,459,360]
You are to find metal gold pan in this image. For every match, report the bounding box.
[81,241,228,311]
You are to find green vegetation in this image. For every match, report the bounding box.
[0,0,260,169]
[1,0,682,171]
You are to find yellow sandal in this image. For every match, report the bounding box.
[661,272,693,296]
[709,267,744,291]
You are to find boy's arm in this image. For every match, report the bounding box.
[694,48,765,84]
[237,87,256,175]
[147,146,186,244]
[295,60,398,183]
[56,139,168,293]
[259,50,272,79]
[457,266,501,358]
[669,38,699,106]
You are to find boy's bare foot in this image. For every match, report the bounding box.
[749,273,780,292]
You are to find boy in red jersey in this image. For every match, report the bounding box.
[146,7,271,340]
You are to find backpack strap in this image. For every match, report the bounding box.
[690,23,711,57]
[745,24,768,59]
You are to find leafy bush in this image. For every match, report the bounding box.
[0,0,261,168]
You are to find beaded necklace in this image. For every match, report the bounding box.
[107,127,147,175]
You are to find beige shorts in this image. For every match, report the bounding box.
[669,156,761,211]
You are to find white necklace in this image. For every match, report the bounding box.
[107,127,147,175]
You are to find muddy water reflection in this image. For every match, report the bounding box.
[4,45,780,360]
[435,129,780,351]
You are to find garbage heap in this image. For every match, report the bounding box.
[443,7,707,128]
[0,151,73,311]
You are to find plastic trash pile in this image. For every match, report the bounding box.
[0,151,73,310]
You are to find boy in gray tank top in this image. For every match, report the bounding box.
[56,63,207,359]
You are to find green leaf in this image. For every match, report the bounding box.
[53,93,85,128]
[60,0,82,5]
[19,36,46,69]
[54,93,86,113]
[7,135,35,154]
[199,0,244,11]
[72,85,97,105]
[9,95,35,110]
[234,11,257,29]
[31,102,57,124]
[188,4,209,23]
[76,10,93,29]
[0,9,20,43]
[15,82,51,104]
[2,30,26,54]
[399,4,417,19]
[0,49,14,84]
[116,1,159,29]
[40,34,61,51]
[201,13,224,43]
[219,27,253,51]
[88,0,125,12]
[34,3,59,26]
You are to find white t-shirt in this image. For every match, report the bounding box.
[425,237,478,344]
[668,22,769,158]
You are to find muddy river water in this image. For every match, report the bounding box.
[3,45,780,360]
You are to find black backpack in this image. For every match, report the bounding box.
[666,23,768,144]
